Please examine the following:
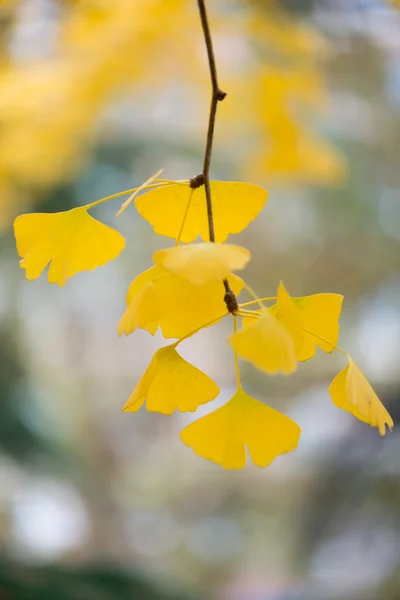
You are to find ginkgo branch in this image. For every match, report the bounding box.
[197,0,226,225]
[196,0,238,314]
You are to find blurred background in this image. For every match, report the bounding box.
[0,0,399,599]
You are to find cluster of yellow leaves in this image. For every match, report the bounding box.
[118,265,244,339]
[13,174,393,470]
[238,284,343,371]
[0,0,344,230]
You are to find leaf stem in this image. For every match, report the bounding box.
[233,316,242,390]
[238,308,262,316]
[243,282,266,311]
[116,168,164,217]
[304,328,348,357]
[175,189,194,246]
[239,297,277,308]
[156,179,190,186]
[85,182,171,211]
[236,311,259,319]
[175,313,228,347]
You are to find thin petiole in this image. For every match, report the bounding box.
[155,178,190,186]
[175,313,228,347]
[239,297,276,308]
[236,310,259,320]
[88,178,188,212]
[243,282,266,311]
[305,328,348,357]
[237,308,262,316]
[116,168,164,217]
[85,182,170,211]
[233,316,242,390]
[175,189,194,246]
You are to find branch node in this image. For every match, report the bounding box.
[224,290,239,315]
[216,89,227,101]
[190,174,205,189]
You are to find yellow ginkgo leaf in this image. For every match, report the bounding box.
[270,287,343,361]
[153,272,243,338]
[271,281,304,356]
[14,208,125,287]
[135,181,267,243]
[119,265,243,339]
[180,388,301,469]
[241,314,257,329]
[329,358,393,436]
[118,265,164,336]
[153,242,250,286]
[123,345,219,415]
[230,310,297,375]
[125,264,164,304]
[292,293,343,360]
[118,279,160,336]
[241,289,342,363]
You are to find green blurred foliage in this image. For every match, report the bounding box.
[0,561,198,600]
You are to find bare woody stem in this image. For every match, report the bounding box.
[195,0,238,314]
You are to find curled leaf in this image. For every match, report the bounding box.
[153,242,250,286]
[329,358,393,436]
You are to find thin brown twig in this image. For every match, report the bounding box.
[196,0,238,314]
[197,0,226,242]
